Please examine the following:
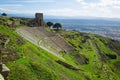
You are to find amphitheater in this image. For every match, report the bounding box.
[16,27,74,58]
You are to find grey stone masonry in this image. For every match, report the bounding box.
[35,13,44,27]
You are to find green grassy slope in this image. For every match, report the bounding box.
[0,17,120,80]
[60,30,120,80]
[0,25,87,80]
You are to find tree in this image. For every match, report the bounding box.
[53,23,62,31]
[1,13,7,16]
[46,22,53,28]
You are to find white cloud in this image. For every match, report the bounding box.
[1,0,120,18]
[0,4,23,7]
[14,0,55,3]
[76,0,120,8]
[0,7,19,13]
[76,0,84,2]
[74,0,120,18]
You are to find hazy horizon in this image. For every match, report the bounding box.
[0,0,120,19]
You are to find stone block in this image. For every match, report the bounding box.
[1,64,10,80]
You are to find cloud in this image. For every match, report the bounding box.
[0,4,23,7]
[0,0,120,18]
[76,0,120,8]
[43,8,93,17]
[0,7,19,13]
[76,0,84,2]
[74,0,120,18]
[13,0,55,3]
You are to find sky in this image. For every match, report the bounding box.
[0,0,120,18]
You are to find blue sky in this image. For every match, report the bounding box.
[0,0,120,18]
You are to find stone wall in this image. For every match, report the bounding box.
[27,13,44,27]
[35,13,44,27]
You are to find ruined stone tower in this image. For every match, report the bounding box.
[35,13,44,27]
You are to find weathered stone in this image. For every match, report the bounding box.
[28,13,44,27]
[35,13,44,27]
[1,64,10,80]
[0,74,4,80]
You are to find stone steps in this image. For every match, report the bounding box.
[39,27,74,53]
[17,27,74,56]
[50,35,74,53]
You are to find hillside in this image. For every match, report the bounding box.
[0,16,120,80]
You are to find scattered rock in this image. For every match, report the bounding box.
[1,48,19,63]
[16,38,25,45]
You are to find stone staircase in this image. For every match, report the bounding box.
[39,27,74,53]
[50,35,74,53]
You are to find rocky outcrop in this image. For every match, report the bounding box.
[0,51,10,80]
[0,64,10,80]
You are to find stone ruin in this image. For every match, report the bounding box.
[35,13,44,27]
[28,13,44,27]
[0,50,10,80]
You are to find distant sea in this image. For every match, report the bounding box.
[45,19,120,40]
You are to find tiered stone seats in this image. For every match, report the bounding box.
[50,35,74,53]
[39,27,74,53]
[39,27,55,37]
[17,27,74,56]
[17,27,63,55]
[40,27,74,53]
